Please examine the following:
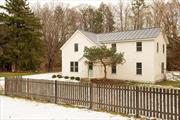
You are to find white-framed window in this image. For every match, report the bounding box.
[74,43,78,52]
[136,62,142,75]
[161,62,164,73]
[163,44,165,54]
[111,64,116,74]
[70,61,78,72]
[111,44,116,51]
[136,42,142,52]
[157,42,159,53]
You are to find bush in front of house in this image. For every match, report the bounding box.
[75,77,80,81]
[70,76,75,80]
[57,74,63,78]
[64,76,69,79]
[52,75,56,78]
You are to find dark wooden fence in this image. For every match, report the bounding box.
[5,77,180,120]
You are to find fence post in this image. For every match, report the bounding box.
[4,77,7,95]
[178,90,180,120]
[55,80,58,104]
[89,82,93,109]
[136,86,139,117]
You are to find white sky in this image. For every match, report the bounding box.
[0,0,138,8]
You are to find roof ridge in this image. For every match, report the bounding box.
[97,27,160,35]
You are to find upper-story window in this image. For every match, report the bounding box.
[74,43,78,52]
[111,64,116,74]
[163,44,165,54]
[136,62,142,75]
[111,44,116,51]
[136,42,142,52]
[157,42,159,53]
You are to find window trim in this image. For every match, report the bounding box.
[136,42,142,52]
[136,62,142,75]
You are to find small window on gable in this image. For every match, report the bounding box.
[111,64,116,74]
[157,42,159,53]
[111,44,116,51]
[74,43,78,52]
[136,62,142,75]
[136,42,142,52]
[163,44,165,54]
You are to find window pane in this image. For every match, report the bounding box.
[112,64,116,74]
[137,69,142,75]
[74,43,78,52]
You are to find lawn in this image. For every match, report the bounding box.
[0,72,38,77]
[91,79,180,88]
[156,80,180,88]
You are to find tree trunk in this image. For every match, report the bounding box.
[101,60,107,80]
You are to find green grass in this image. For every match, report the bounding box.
[0,72,38,77]
[156,80,180,88]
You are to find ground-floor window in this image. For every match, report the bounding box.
[161,62,164,73]
[136,62,142,75]
[70,61,78,72]
[111,64,116,74]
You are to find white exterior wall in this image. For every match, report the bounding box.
[61,31,96,78]
[154,33,167,81]
[104,40,155,83]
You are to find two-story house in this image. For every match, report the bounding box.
[60,28,169,83]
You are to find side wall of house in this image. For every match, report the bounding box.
[104,40,156,83]
[154,33,167,81]
[61,31,98,78]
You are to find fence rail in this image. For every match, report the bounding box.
[5,77,180,120]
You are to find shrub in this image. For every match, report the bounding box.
[70,76,75,80]
[57,74,63,78]
[64,76,69,79]
[52,75,56,78]
[75,77,80,81]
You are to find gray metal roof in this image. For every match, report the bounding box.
[78,28,161,44]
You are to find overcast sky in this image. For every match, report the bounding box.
[0,0,136,8]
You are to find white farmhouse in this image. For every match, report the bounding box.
[60,28,169,83]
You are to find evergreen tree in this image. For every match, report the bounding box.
[131,0,146,30]
[98,2,115,32]
[92,9,103,33]
[0,0,44,71]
